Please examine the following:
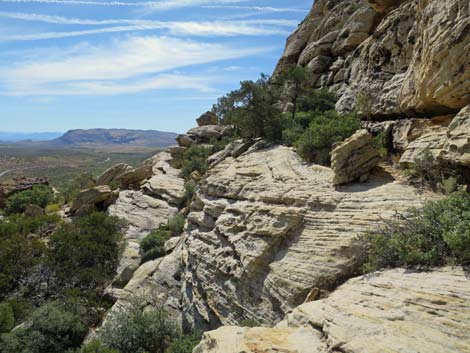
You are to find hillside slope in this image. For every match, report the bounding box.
[51,129,177,148]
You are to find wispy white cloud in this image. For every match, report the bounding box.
[0,0,249,9]
[0,12,294,40]
[203,5,307,13]
[0,35,271,95]
[0,12,298,27]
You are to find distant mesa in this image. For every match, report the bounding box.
[50,129,177,148]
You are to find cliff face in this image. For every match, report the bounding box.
[274,0,469,118]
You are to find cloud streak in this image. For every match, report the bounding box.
[0,12,295,40]
[0,0,249,9]
[0,35,272,95]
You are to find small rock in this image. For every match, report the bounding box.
[164,237,181,253]
[176,134,194,148]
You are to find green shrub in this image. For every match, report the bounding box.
[171,145,212,181]
[98,302,179,353]
[297,89,337,113]
[355,90,373,118]
[79,340,119,353]
[45,203,61,213]
[294,111,361,165]
[166,331,202,353]
[140,226,172,263]
[0,214,61,297]
[240,319,259,328]
[0,302,14,333]
[0,302,87,353]
[178,181,197,210]
[108,180,121,191]
[406,149,442,185]
[372,131,388,156]
[47,212,125,289]
[4,185,54,215]
[353,191,470,272]
[3,298,33,327]
[59,173,95,204]
[168,213,185,237]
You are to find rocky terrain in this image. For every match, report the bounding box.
[5,0,464,351]
[76,0,470,352]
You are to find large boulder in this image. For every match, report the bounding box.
[0,177,49,207]
[197,111,218,126]
[182,145,436,329]
[187,125,233,144]
[96,163,132,186]
[331,130,381,185]
[194,267,470,353]
[70,186,118,215]
[117,165,153,188]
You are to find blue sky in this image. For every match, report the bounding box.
[0,0,311,133]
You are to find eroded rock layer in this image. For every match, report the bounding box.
[181,146,437,329]
[275,0,470,118]
[195,267,470,353]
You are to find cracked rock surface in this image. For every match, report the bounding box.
[181,146,437,329]
[194,267,470,353]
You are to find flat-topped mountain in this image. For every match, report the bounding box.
[50,129,177,148]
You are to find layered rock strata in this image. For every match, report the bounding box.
[195,267,470,353]
[181,146,437,329]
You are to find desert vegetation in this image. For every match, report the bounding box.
[354,190,470,273]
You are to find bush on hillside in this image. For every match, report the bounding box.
[98,302,179,353]
[0,214,60,297]
[140,226,173,263]
[4,185,55,215]
[79,340,119,353]
[47,212,126,289]
[166,330,202,353]
[353,190,470,272]
[168,213,185,237]
[59,173,96,204]
[0,302,14,333]
[297,89,337,113]
[178,181,197,211]
[0,302,86,353]
[294,111,361,165]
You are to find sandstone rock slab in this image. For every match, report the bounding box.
[331,129,381,185]
[182,146,437,329]
[195,267,470,353]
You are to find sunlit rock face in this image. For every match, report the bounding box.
[275,0,470,118]
[181,145,436,329]
[194,267,470,353]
